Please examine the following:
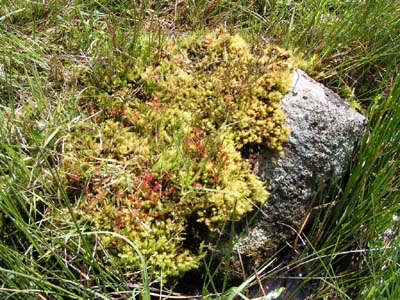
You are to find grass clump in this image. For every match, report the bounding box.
[58,31,295,281]
[2,1,398,298]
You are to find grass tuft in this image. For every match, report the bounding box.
[1,1,399,299]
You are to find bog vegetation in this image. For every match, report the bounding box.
[0,1,399,299]
[59,31,295,280]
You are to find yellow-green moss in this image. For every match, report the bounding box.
[143,31,295,152]
[60,31,296,282]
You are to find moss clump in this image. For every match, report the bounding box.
[60,31,296,282]
[143,31,295,152]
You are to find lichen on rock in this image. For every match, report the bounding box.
[59,30,296,282]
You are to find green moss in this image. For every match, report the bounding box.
[59,31,296,282]
[143,31,295,152]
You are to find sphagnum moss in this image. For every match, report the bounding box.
[59,31,296,282]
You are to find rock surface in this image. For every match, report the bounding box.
[233,69,367,266]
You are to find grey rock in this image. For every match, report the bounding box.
[233,69,367,265]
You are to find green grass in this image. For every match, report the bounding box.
[1,0,399,299]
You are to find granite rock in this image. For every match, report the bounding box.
[233,69,367,265]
